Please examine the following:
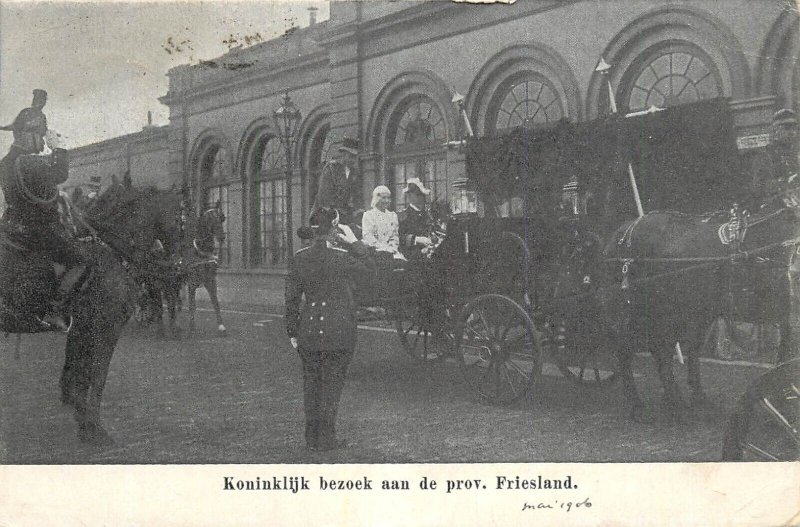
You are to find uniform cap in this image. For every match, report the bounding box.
[309,207,339,234]
[33,89,47,100]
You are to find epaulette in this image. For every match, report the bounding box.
[294,246,311,255]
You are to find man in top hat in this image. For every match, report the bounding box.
[749,108,799,208]
[398,177,435,261]
[313,137,362,225]
[285,207,374,451]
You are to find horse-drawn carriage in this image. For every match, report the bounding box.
[370,98,799,452]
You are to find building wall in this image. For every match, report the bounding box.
[67,126,171,195]
[68,0,799,273]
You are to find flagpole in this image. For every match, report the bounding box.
[597,57,644,218]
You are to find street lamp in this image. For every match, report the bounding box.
[273,90,302,257]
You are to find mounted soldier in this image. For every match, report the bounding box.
[0,89,88,330]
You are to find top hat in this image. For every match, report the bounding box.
[337,137,359,155]
[309,207,339,234]
[772,108,798,127]
[403,177,431,196]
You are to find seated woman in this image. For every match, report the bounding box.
[361,185,405,263]
[360,186,405,310]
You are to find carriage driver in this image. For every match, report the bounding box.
[313,137,362,227]
[749,108,799,209]
[0,89,89,330]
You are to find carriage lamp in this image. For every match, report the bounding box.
[273,91,302,255]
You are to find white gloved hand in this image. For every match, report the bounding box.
[337,224,358,245]
[290,337,298,350]
[415,236,433,246]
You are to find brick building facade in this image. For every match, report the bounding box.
[65,0,800,273]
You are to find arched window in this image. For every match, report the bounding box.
[308,124,333,207]
[491,75,564,132]
[388,96,448,207]
[250,135,288,267]
[198,145,231,266]
[624,44,723,112]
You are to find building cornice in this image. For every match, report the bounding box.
[69,126,169,155]
[159,50,329,106]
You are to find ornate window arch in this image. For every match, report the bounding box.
[620,42,723,112]
[467,44,580,134]
[586,6,749,119]
[489,73,565,132]
[387,94,449,206]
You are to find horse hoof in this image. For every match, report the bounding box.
[78,423,115,446]
[217,324,227,337]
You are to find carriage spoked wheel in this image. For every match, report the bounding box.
[455,294,541,406]
[722,358,800,461]
[392,293,451,363]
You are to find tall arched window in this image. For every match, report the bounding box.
[491,74,564,132]
[623,44,723,112]
[198,145,231,266]
[250,135,288,267]
[308,124,333,207]
[389,96,448,207]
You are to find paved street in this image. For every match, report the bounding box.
[0,299,772,464]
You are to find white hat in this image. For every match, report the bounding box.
[403,177,431,195]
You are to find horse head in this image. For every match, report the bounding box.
[195,205,226,254]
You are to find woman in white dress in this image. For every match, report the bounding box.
[361,185,405,262]
[361,186,404,311]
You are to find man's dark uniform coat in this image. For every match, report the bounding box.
[285,238,373,449]
[397,204,433,261]
[313,160,360,224]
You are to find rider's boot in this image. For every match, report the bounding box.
[41,264,90,332]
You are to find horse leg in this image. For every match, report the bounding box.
[187,278,197,334]
[654,343,686,422]
[164,280,180,339]
[59,329,81,407]
[78,322,120,446]
[687,319,711,407]
[614,318,645,421]
[205,271,227,336]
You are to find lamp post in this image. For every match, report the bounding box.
[273,91,302,258]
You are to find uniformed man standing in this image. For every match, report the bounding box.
[749,108,799,209]
[285,207,373,451]
[313,137,362,226]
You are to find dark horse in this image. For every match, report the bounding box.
[0,165,141,445]
[88,186,184,338]
[596,187,800,421]
[179,204,227,336]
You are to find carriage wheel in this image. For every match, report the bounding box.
[392,293,450,363]
[546,315,617,387]
[722,358,800,461]
[455,294,541,406]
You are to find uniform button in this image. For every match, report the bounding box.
[321,301,327,307]
[319,330,324,334]
[309,316,314,320]
[311,302,316,307]
[320,316,324,321]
